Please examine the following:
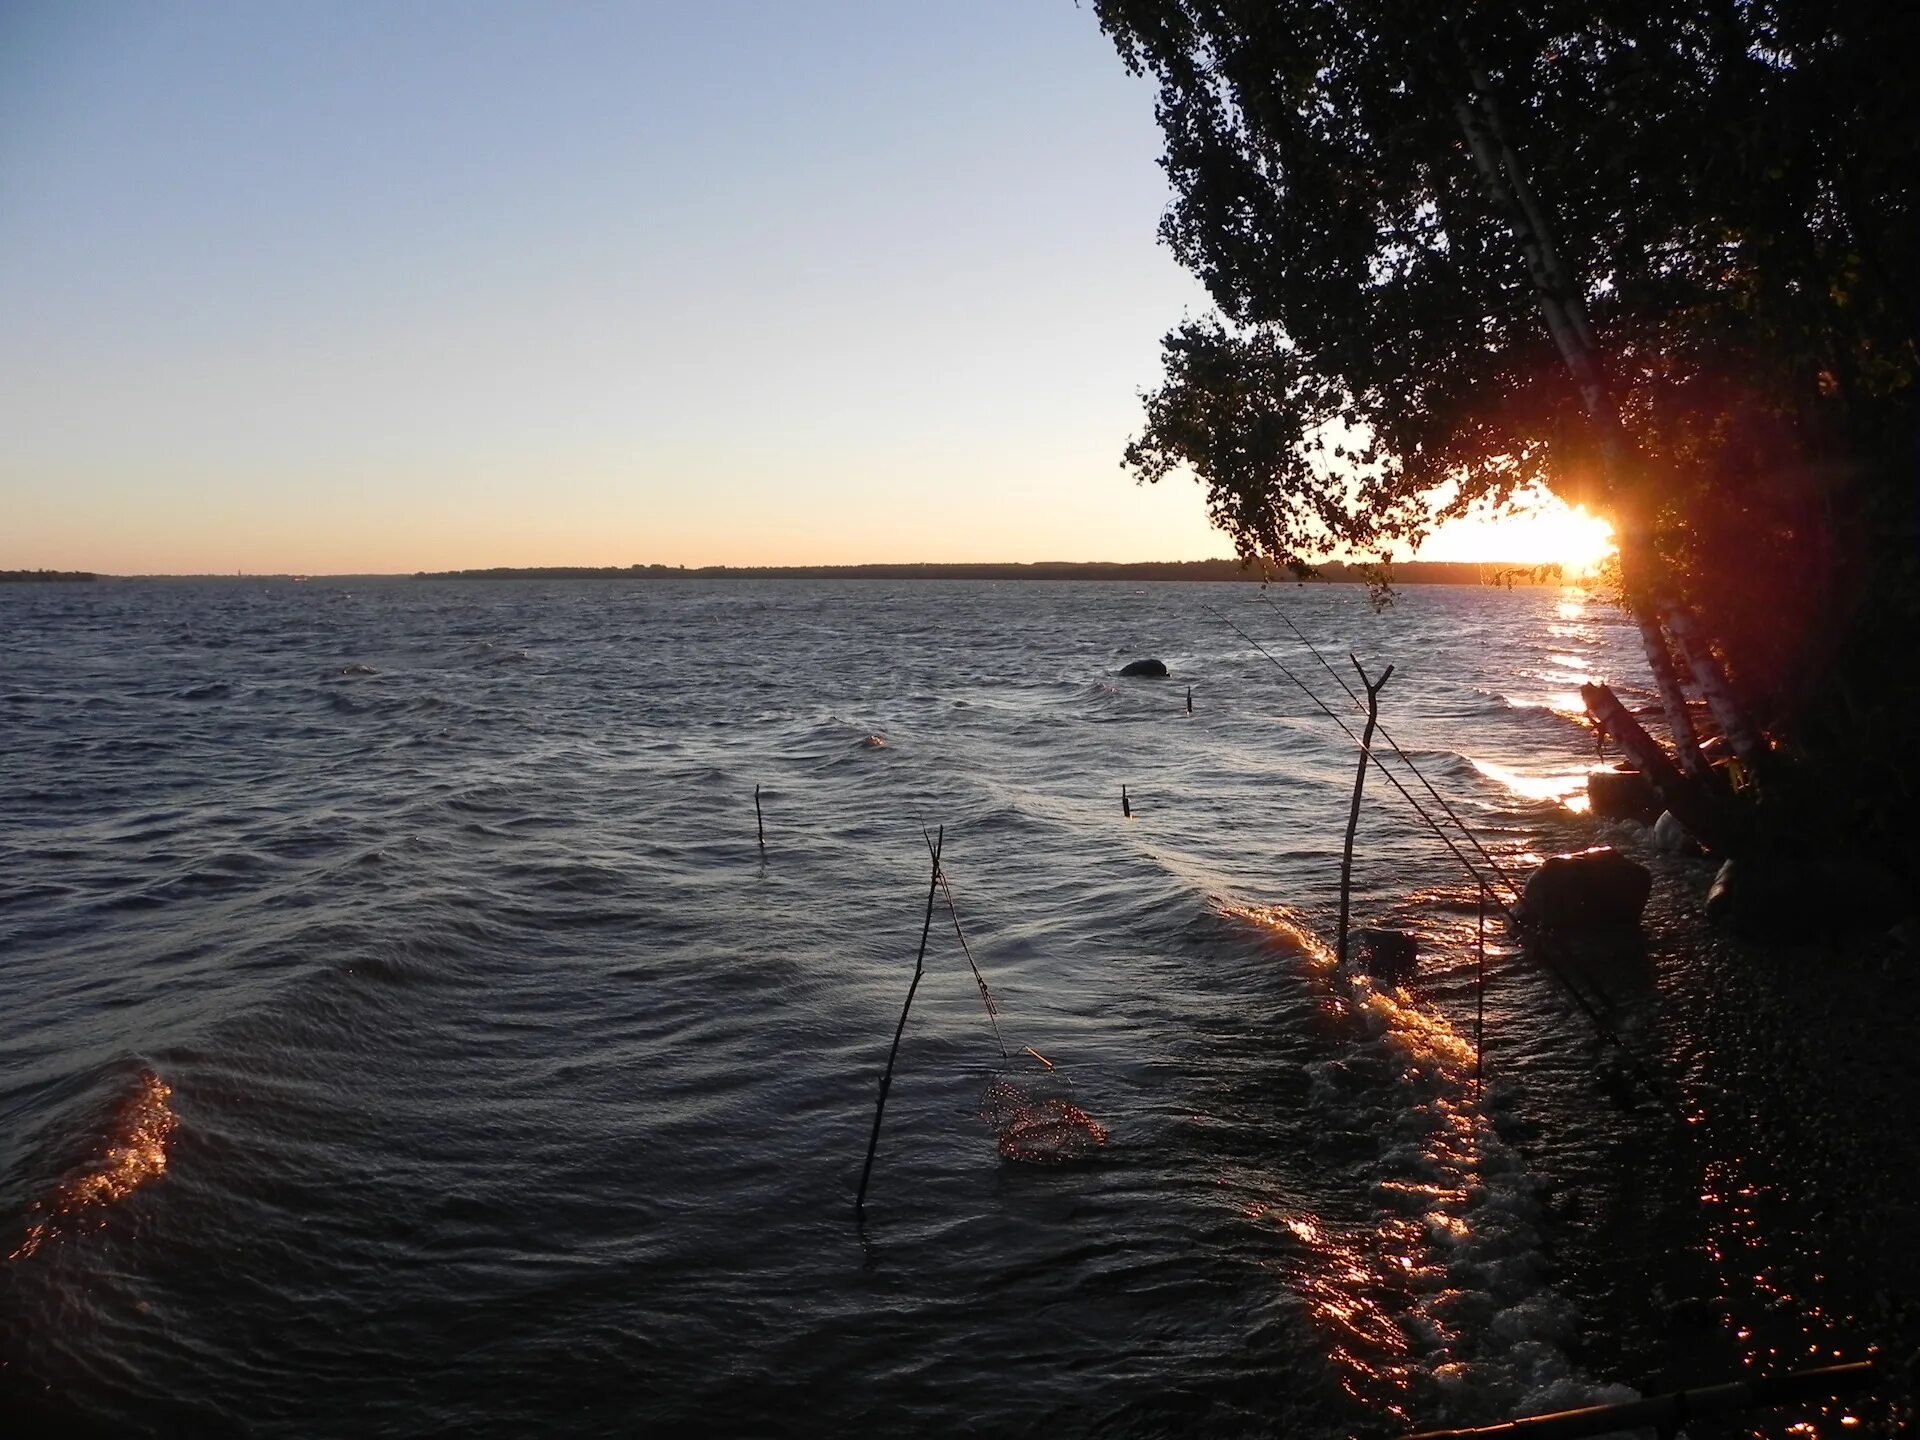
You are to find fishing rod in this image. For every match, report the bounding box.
[1208,604,1685,1120]
[1405,1352,1903,1439]
[1259,593,1526,903]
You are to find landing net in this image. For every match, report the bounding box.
[979,1049,1109,1164]
[928,838,1110,1167]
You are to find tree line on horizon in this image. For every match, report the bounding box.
[411,559,1566,584]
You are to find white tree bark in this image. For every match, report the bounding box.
[1448,48,1735,780]
[1659,596,1769,770]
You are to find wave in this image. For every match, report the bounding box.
[1219,902,1623,1426]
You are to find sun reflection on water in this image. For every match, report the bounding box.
[1469,757,1593,813]
[8,1070,178,1262]
[1219,901,1566,1427]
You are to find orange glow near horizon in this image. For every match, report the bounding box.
[1412,491,1617,575]
[15,473,1623,578]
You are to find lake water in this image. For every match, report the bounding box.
[0,579,1885,1436]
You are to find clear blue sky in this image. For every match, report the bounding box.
[1,1,1598,575]
[1,0,1240,572]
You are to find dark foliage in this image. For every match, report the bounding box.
[1096,0,1918,860]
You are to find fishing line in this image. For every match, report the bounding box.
[1258,593,1526,902]
[1205,604,1513,910]
[1207,604,1686,1120]
[912,826,1107,1162]
[923,827,1008,1061]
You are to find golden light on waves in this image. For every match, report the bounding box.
[1220,898,1529,1425]
[8,1070,178,1262]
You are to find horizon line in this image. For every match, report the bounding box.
[5,556,1578,581]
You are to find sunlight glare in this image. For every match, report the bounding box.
[1416,488,1617,575]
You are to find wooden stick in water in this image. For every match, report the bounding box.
[755,784,766,858]
[1476,881,1487,1100]
[1122,784,1131,818]
[1336,658,1392,968]
[855,826,943,1219]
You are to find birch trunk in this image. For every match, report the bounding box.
[1582,683,1727,852]
[1448,49,1730,778]
[1658,596,1769,771]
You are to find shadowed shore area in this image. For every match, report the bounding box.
[1517,855,1920,1436]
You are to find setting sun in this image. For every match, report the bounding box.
[1413,488,1617,575]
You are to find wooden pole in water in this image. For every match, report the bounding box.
[1186,685,1193,715]
[1475,882,1487,1100]
[1122,785,1131,818]
[855,826,943,1219]
[754,784,766,858]
[1336,659,1393,968]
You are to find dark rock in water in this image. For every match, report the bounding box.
[1520,846,1652,931]
[1119,658,1168,678]
[1350,926,1417,977]
[1587,767,1662,824]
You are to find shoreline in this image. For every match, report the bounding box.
[1517,846,1919,1435]
[3,564,1579,587]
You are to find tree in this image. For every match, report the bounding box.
[1095,0,1917,807]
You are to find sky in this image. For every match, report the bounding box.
[0,1,1607,575]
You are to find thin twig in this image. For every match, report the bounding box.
[855,825,944,1218]
[1336,657,1393,967]
[1476,882,1486,1101]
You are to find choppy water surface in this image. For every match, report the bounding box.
[0,580,1890,1437]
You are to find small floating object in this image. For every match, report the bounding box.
[1653,810,1703,855]
[1118,657,1168,677]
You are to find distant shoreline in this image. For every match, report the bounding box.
[407,559,1570,585]
[6,560,1575,586]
